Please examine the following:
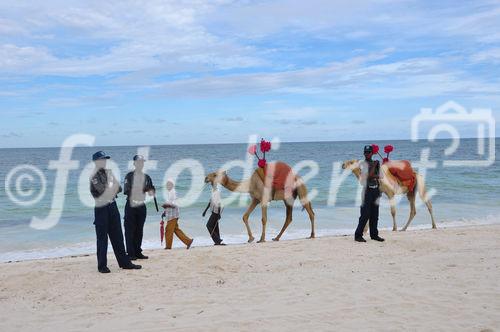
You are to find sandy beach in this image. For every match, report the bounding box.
[1,224,499,332]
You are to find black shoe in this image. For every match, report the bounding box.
[372,236,385,242]
[98,267,111,274]
[214,243,226,246]
[122,263,142,270]
[129,256,138,261]
[136,254,149,260]
[355,237,367,243]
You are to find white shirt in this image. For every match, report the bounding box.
[164,189,180,221]
[210,190,222,214]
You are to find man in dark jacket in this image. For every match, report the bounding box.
[123,155,156,260]
[355,145,386,243]
[90,151,141,273]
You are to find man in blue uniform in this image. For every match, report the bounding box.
[90,151,142,273]
[123,155,156,260]
[355,145,386,243]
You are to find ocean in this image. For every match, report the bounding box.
[1,138,499,262]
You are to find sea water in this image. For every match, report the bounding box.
[1,138,499,262]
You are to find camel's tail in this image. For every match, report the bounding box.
[295,176,316,238]
[415,173,430,202]
[295,176,315,215]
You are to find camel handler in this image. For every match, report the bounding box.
[202,184,226,246]
[354,145,386,243]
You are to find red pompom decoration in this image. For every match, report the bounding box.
[258,159,267,168]
[248,138,272,167]
[371,144,380,154]
[248,145,257,155]
[260,139,272,153]
[384,145,394,154]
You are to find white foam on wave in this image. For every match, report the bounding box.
[1,215,499,263]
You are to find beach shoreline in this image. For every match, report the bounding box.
[2,217,500,264]
[1,224,499,331]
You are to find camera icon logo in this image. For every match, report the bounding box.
[411,101,496,167]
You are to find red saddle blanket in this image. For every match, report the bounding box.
[385,160,416,192]
[256,162,295,192]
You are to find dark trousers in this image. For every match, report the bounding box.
[206,212,222,244]
[124,201,147,258]
[94,201,131,270]
[355,187,381,239]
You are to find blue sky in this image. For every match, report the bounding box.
[0,0,499,148]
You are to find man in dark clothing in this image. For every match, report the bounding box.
[123,155,156,260]
[90,151,142,273]
[202,184,225,246]
[355,145,386,243]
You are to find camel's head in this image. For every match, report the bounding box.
[342,160,362,178]
[204,170,227,186]
[342,159,360,171]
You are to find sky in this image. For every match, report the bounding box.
[1,0,499,148]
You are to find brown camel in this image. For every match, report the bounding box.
[342,160,437,231]
[204,164,315,243]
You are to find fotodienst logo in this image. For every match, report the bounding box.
[411,101,496,167]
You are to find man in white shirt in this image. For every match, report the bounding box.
[203,184,225,246]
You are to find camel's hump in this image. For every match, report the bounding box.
[255,162,295,190]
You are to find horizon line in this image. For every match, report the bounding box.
[0,136,498,150]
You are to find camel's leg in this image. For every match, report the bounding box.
[387,194,397,232]
[273,203,293,242]
[305,202,315,239]
[417,180,437,229]
[257,204,268,243]
[243,198,259,243]
[402,193,417,231]
[425,200,437,229]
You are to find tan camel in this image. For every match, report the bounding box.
[204,165,315,243]
[342,160,437,231]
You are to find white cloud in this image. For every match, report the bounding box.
[155,52,500,99]
[440,5,500,43]
[0,0,499,80]
[0,44,54,70]
[207,0,500,45]
[156,50,393,96]
[0,1,264,76]
[264,107,321,121]
[471,48,500,64]
[0,18,27,35]
[1,0,500,142]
